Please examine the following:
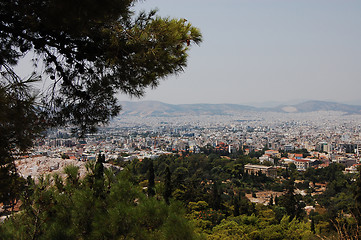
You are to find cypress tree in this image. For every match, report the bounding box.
[269,194,274,206]
[311,217,316,234]
[94,153,105,197]
[275,195,279,205]
[239,194,250,215]
[94,153,105,181]
[282,176,298,219]
[163,166,172,204]
[233,194,240,216]
[212,181,221,210]
[147,161,155,197]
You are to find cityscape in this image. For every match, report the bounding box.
[21,105,361,177]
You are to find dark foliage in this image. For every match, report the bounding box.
[0,0,202,134]
[0,168,201,240]
[147,160,155,197]
[0,80,44,205]
[164,166,172,204]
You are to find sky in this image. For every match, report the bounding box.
[116,0,361,106]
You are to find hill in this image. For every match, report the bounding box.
[118,101,257,117]
[117,100,361,116]
[274,100,361,114]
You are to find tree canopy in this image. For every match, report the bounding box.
[0,166,203,240]
[0,0,202,133]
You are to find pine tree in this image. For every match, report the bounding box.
[0,83,43,206]
[0,0,201,205]
[0,170,201,239]
[0,0,202,134]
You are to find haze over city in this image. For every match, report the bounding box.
[117,0,361,106]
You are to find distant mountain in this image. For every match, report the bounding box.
[118,101,257,117]
[117,100,361,117]
[274,100,361,114]
[118,101,178,117]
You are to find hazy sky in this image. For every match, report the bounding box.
[116,0,361,106]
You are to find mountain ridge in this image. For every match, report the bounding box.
[117,100,361,117]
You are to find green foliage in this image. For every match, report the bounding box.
[0,168,201,240]
[268,194,273,206]
[209,214,313,240]
[248,150,263,159]
[63,164,80,187]
[314,165,354,222]
[148,160,155,197]
[187,201,224,233]
[303,163,345,184]
[127,153,278,207]
[277,177,305,220]
[125,153,361,238]
[164,166,172,204]
[188,201,209,212]
[354,166,361,225]
[208,220,245,240]
[0,168,25,211]
[233,195,240,217]
[0,80,44,205]
[311,217,315,234]
[195,209,225,227]
[2,152,355,239]
[211,181,221,210]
